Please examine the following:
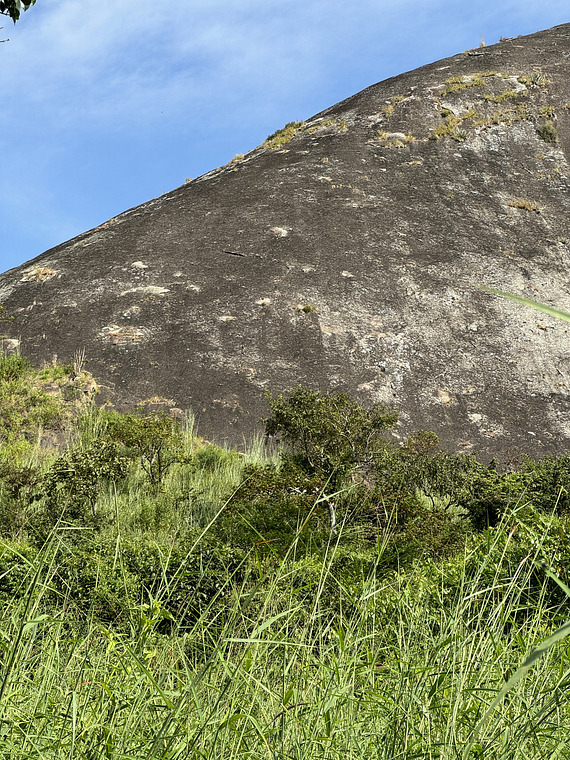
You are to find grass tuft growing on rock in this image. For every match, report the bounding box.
[537,120,558,143]
[508,198,541,212]
[264,121,306,149]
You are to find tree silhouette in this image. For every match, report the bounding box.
[0,1,36,24]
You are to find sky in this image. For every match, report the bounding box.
[1,1,568,275]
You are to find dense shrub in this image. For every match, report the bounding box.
[3,366,570,638]
[0,459,42,537]
[0,540,39,605]
[0,533,242,628]
[214,461,330,554]
[264,386,397,487]
[374,431,469,497]
[0,353,30,381]
[105,410,189,491]
[521,455,570,513]
[373,432,539,530]
[41,440,130,524]
[118,536,242,629]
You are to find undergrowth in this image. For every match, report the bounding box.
[1,361,570,757]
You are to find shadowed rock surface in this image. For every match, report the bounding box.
[2,24,570,456]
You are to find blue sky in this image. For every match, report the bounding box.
[1,1,568,275]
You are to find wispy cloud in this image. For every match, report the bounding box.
[1,0,568,272]
[3,0,330,133]
[3,0,567,136]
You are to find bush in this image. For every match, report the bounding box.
[214,461,329,554]
[41,440,129,525]
[0,356,74,453]
[520,455,570,513]
[375,431,468,498]
[106,411,189,492]
[0,533,243,628]
[0,353,30,381]
[118,537,241,629]
[537,120,558,143]
[264,386,397,487]
[373,433,531,530]
[0,459,42,537]
[0,540,39,606]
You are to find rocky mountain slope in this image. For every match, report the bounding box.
[1,24,570,455]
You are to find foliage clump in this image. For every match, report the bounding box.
[263,387,398,535]
[105,410,189,492]
[441,74,486,96]
[263,121,306,149]
[429,109,475,141]
[537,120,558,143]
[264,386,397,487]
[0,0,35,23]
[0,353,92,458]
[0,353,30,381]
[508,198,541,212]
[43,440,129,522]
[263,118,347,149]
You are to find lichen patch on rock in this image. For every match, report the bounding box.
[120,286,170,296]
[98,324,150,345]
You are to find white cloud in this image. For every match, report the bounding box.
[3,0,568,138]
[3,0,329,132]
[1,0,568,272]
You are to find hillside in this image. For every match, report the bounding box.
[1,24,570,455]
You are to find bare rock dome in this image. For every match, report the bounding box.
[2,24,570,456]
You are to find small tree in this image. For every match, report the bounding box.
[43,440,129,522]
[107,411,188,492]
[264,387,398,531]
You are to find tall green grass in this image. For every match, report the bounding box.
[1,502,569,759]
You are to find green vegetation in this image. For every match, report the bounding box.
[482,89,522,103]
[374,131,415,147]
[441,73,488,96]
[305,118,346,135]
[0,0,35,23]
[517,71,550,87]
[2,361,570,756]
[508,198,541,212]
[106,410,190,492]
[539,105,556,118]
[264,121,306,149]
[537,120,559,143]
[264,119,347,149]
[265,386,397,487]
[380,95,406,120]
[0,354,92,461]
[433,70,556,141]
[429,109,476,141]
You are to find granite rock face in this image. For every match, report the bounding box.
[2,24,570,456]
